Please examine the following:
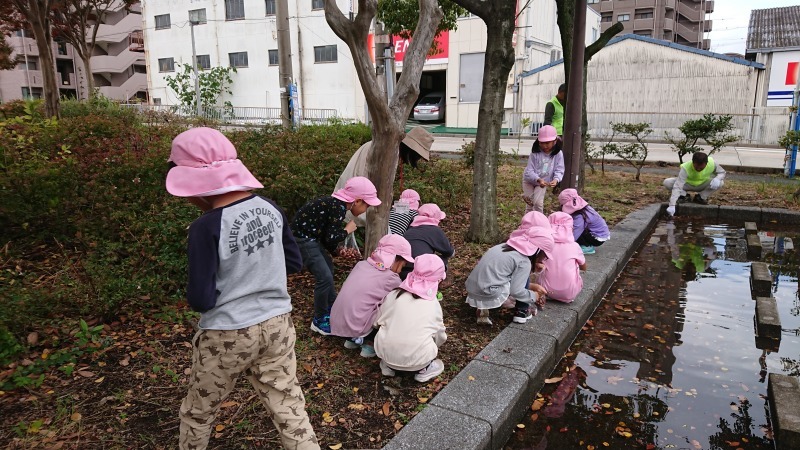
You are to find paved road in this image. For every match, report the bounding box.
[429,136,788,171]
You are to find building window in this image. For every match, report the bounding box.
[550,49,562,62]
[56,41,68,55]
[601,14,612,22]
[133,64,147,73]
[592,28,599,43]
[634,31,652,37]
[314,45,337,63]
[225,0,245,20]
[158,57,175,72]
[196,54,211,69]
[265,0,276,15]
[634,10,654,19]
[155,14,171,30]
[312,0,324,10]
[268,49,279,66]
[16,57,38,70]
[617,14,630,22]
[189,8,207,24]
[229,51,249,67]
[21,87,43,99]
[587,0,599,3]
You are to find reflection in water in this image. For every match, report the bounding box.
[506,220,800,450]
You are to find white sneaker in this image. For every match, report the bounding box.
[414,359,444,383]
[476,309,493,325]
[380,360,396,377]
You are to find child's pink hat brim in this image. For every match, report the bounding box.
[166,127,263,197]
[400,254,445,301]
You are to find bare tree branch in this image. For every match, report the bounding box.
[586,21,623,62]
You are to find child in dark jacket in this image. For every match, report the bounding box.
[291,177,381,335]
[401,203,455,280]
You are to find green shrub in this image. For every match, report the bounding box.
[401,156,472,213]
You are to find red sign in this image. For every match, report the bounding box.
[393,31,449,65]
[786,62,799,86]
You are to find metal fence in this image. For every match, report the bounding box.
[120,104,345,126]
[507,108,790,146]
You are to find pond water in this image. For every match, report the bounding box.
[505,219,800,450]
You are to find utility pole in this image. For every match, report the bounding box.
[562,0,586,190]
[190,20,201,116]
[277,0,294,128]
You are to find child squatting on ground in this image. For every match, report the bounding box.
[374,254,448,383]
[558,188,611,255]
[465,212,555,326]
[537,212,587,303]
[329,234,414,358]
[401,203,455,280]
[290,177,381,336]
[165,128,319,450]
[522,125,565,213]
[388,189,421,236]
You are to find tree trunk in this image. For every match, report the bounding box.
[82,52,95,96]
[26,0,60,117]
[556,0,574,87]
[324,0,441,255]
[465,11,515,243]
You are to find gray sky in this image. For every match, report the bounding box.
[709,0,800,55]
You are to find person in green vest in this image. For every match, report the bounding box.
[664,152,726,216]
[544,83,566,136]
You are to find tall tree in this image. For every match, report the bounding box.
[556,0,623,191]
[52,0,135,97]
[324,0,442,253]
[448,0,518,243]
[4,0,60,117]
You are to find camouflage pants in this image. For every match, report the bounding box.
[179,313,319,450]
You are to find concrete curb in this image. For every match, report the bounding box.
[383,203,800,450]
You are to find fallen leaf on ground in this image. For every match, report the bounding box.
[382,402,391,416]
[70,412,81,422]
[329,444,342,450]
[545,376,563,384]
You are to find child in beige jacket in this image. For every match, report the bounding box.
[374,254,447,383]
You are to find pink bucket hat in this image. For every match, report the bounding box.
[538,125,558,143]
[399,254,446,301]
[166,127,264,197]
[506,225,555,258]
[367,234,414,270]
[508,211,549,241]
[332,176,381,206]
[411,203,446,227]
[399,189,421,210]
[548,211,575,244]
[558,188,589,214]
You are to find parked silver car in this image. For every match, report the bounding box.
[413,92,446,121]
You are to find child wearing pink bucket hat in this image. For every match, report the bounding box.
[537,212,587,303]
[329,234,414,357]
[374,254,447,383]
[400,203,454,281]
[291,176,381,336]
[465,223,554,325]
[166,128,319,449]
[388,189,421,236]
[558,188,610,255]
[522,125,564,214]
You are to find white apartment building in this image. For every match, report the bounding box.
[141,0,599,128]
[0,1,146,103]
[141,0,364,117]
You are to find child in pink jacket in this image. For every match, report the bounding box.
[330,234,414,357]
[538,212,587,303]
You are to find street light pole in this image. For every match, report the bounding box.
[190,20,202,117]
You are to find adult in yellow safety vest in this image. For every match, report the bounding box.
[544,83,567,136]
[664,152,726,216]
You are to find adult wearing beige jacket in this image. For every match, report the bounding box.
[374,254,447,383]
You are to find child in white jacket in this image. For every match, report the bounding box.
[374,254,447,383]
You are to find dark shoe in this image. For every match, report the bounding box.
[513,307,533,324]
[693,195,708,205]
[677,195,689,204]
[310,315,331,336]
